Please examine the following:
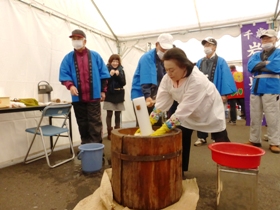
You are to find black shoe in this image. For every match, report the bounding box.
[228,120,236,125]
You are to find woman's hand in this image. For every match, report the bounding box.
[110,70,115,76]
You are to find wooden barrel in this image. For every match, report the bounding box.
[111,127,182,210]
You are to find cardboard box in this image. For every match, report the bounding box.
[0,97,10,108]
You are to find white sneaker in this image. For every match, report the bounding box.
[194,138,207,146]
[263,134,268,141]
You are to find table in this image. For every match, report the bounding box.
[0,105,73,148]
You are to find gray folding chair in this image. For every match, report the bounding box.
[24,104,75,168]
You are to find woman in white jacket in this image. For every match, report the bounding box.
[150,47,230,172]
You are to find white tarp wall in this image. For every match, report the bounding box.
[0,0,117,168]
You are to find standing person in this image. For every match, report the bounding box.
[148,48,230,173]
[131,33,174,126]
[227,65,246,125]
[246,29,280,153]
[59,29,110,145]
[103,54,126,140]
[194,37,237,146]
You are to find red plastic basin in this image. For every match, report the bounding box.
[208,142,265,169]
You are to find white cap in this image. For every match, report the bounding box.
[157,33,173,49]
[260,29,278,38]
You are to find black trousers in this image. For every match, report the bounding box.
[197,130,230,142]
[72,101,102,144]
[179,126,193,172]
[228,98,246,121]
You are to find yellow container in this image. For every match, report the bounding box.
[0,97,10,108]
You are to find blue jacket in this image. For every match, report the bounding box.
[196,56,237,95]
[59,50,110,102]
[131,49,158,100]
[248,49,280,95]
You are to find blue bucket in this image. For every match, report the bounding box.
[77,143,105,173]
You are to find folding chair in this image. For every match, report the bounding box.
[24,104,75,168]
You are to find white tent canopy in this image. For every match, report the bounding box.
[14,0,280,51]
[0,0,280,167]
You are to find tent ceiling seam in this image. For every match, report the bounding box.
[193,0,201,30]
[116,15,275,42]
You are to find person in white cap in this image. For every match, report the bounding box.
[131,33,174,126]
[246,29,280,153]
[194,37,237,146]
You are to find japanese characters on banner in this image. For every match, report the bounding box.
[241,22,268,126]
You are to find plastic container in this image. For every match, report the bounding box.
[0,97,10,108]
[208,142,265,169]
[78,143,104,173]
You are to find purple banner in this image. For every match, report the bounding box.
[241,22,268,126]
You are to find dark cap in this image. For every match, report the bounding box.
[69,29,86,38]
[201,37,217,46]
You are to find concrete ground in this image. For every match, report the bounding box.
[0,119,280,210]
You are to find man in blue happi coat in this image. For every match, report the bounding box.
[194,37,237,146]
[246,29,280,153]
[131,33,174,126]
[59,29,110,145]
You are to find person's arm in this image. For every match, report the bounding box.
[100,79,108,102]
[101,79,108,93]
[62,81,74,90]
[251,61,267,72]
[141,84,153,98]
[141,84,155,107]
[114,68,126,87]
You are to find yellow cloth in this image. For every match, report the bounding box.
[18,98,39,106]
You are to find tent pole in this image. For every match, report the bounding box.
[90,0,120,53]
[90,0,118,40]
[16,0,115,41]
[273,0,280,20]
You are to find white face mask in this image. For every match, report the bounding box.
[72,40,84,50]
[157,50,165,60]
[204,47,213,55]
[261,42,274,50]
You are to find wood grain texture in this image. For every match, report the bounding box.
[111,127,182,210]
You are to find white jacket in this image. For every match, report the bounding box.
[155,66,226,133]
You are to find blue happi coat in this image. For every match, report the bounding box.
[248,49,280,95]
[196,56,237,95]
[131,49,158,100]
[59,50,110,102]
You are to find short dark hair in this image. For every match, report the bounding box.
[163,48,194,77]
[107,54,122,66]
[229,65,236,70]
